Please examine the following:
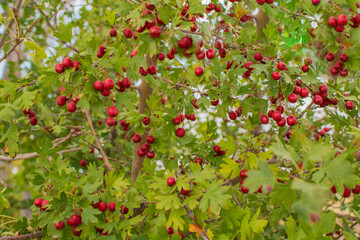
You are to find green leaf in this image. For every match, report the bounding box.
[189,162,215,186]
[219,157,240,178]
[0,103,16,120]
[105,9,115,25]
[53,23,72,42]
[323,153,359,193]
[0,191,10,214]
[0,123,19,157]
[155,194,181,210]
[244,159,275,193]
[285,216,296,240]
[23,41,47,61]
[82,207,101,224]
[167,208,186,231]
[199,180,232,214]
[13,90,37,110]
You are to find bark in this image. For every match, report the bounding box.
[131,54,157,184]
[255,9,270,39]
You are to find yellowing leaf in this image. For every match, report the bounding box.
[189,224,202,237]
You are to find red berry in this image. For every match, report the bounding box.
[72,226,82,236]
[40,199,49,210]
[277,118,286,127]
[229,111,237,120]
[253,52,263,61]
[206,49,215,59]
[241,186,249,193]
[326,53,334,61]
[67,102,76,112]
[319,84,328,93]
[340,69,348,77]
[345,100,354,110]
[300,87,309,98]
[173,116,181,125]
[334,24,345,32]
[260,115,269,124]
[101,88,111,97]
[195,66,204,76]
[149,26,161,38]
[123,28,133,38]
[55,221,64,230]
[93,81,104,91]
[55,63,64,74]
[109,29,117,37]
[175,128,186,138]
[80,159,86,167]
[277,62,286,71]
[352,185,360,194]
[30,117,37,125]
[133,134,141,143]
[106,117,116,127]
[107,106,119,117]
[288,93,298,103]
[158,53,165,61]
[196,51,205,60]
[313,95,323,105]
[337,14,348,25]
[103,78,114,90]
[267,110,274,118]
[72,60,80,70]
[146,135,155,144]
[272,111,281,121]
[99,202,107,212]
[312,0,320,5]
[142,117,150,125]
[147,151,155,159]
[343,186,351,197]
[211,99,219,106]
[302,65,309,72]
[137,148,145,157]
[256,0,265,5]
[240,169,248,178]
[213,145,221,153]
[339,53,348,62]
[62,57,72,68]
[167,177,176,186]
[327,17,338,27]
[34,198,42,207]
[108,202,116,212]
[148,65,157,75]
[272,72,281,80]
[276,105,284,114]
[286,116,297,126]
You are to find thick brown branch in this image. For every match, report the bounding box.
[131,54,156,184]
[84,110,114,172]
[0,231,42,240]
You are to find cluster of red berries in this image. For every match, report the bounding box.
[56,86,79,112]
[239,170,250,193]
[139,65,157,76]
[228,106,242,120]
[262,105,297,127]
[55,57,80,74]
[93,77,114,97]
[331,184,360,198]
[271,61,287,80]
[134,134,156,159]
[105,105,119,127]
[23,108,37,126]
[205,2,222,12]
[120,119,130,131]
[315,127,331,140]
[256,0,274,5]
[97,44,106,58]
[213,144,226,157]
[326,52,349,77]
[327,14,354,32]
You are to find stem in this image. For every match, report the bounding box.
[84,110,114,172]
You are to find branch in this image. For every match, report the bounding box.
[269,4,317,22]
[222,176,241,186]
[0,18,40,63]
[0,147,81,162]
[16,80,37,92]
[0,231,41,240]
[0,0,23,50]
[84,110,114,172]
[108,157,132,166]
[0,176,8,188]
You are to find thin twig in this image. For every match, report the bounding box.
[84,110,114,172]
[0,176,8,188]
[0,0,23,50]
[108,157,132,166]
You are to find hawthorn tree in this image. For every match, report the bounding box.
[1,0,360,239]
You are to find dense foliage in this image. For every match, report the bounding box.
[1,0,360,239]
